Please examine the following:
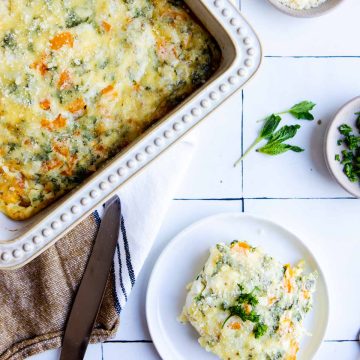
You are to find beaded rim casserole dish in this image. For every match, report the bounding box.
[0,0,262,270]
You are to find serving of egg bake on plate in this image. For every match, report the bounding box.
[146,213,329,360]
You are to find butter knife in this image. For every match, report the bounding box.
[60,195,121,360]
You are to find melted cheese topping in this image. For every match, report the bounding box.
[0,0,220,219]
[180,241,317,360]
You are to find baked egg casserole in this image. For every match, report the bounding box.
[0,0,220,220]
[180,241,317,360]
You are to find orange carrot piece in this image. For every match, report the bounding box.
[244,304,252,314]
[41,119,52,129]
[53,143,69,157]
[50,32,74,50]
[53,115,67,129]
[231,241,251,253]
[67,98,86,113]
[133,83,141,92]
[102,21,112,32]
[38,62,48,76]
[43,159,63,171]
[30,53,48,76]
[284,264,294,293]
[41,115,67,130]
[101,85,114,95]
[229,322,241,330]
[238,242,251,250]
[61,154,77,176]
[58,70,72,90]
[40,99,51,110]
[285,279,293,293]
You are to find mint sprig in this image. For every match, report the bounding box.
[234,114,281,167]
[257,125,304,155]
[234,101,315,166]
[283,101,316,120]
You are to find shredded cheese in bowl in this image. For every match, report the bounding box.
[278,0,328,10]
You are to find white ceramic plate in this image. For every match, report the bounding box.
[146,213,329,360]
[324,96,360,198]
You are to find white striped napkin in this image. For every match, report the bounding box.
[93,141,195,313]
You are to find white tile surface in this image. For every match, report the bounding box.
[103,342,160,360]
[245,199,360,341]
[243,57,360,198]
[175,91,243,199]
[242,0,360,56]
[315,341,360,359]
[28,0,360,359]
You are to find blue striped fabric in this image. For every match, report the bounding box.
[93,210,135,314]
[120,217,136,287]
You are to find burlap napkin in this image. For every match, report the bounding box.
[0,214,119,360]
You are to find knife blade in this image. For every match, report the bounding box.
[60,195,121,360]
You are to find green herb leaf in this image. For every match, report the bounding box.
[288,101,316,120]
[222,305,260,328]
[341,150,354,165]
[1,31,17,50]
[355,112,360,133]
[338,124,353,136]
[222,286,263,328]
[237,292,259,307]
[344,163,358,182]
[337,120,360,184]
[246,310,260,323]
[345,135,360,151]
[267,124,301,143]
[233,115,281,166]
[259,114,282,139]
[257,143,304,155]
[253,323,268,339]
[257,124,304,156]
[237,284,245,292]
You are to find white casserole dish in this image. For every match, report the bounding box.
[0,0,262,270]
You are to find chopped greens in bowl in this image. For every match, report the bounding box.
[335,113,360,184]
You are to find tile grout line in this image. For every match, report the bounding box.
[103,339,357,343]
[324,339,359,343]
[104,340,153,344]
[241,89,244,196]
[238,0,242,217]
[101,343,104,360]
[241,89,245,213]
[265,55,360,59]
[173,197,355,201]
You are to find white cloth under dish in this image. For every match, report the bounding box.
[94,141,195,312]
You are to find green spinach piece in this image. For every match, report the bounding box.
[257,125,304,155]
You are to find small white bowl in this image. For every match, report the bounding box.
[324,96,360,198]
[266,0,344,18]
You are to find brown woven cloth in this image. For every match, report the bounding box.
[0,214,120,360]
